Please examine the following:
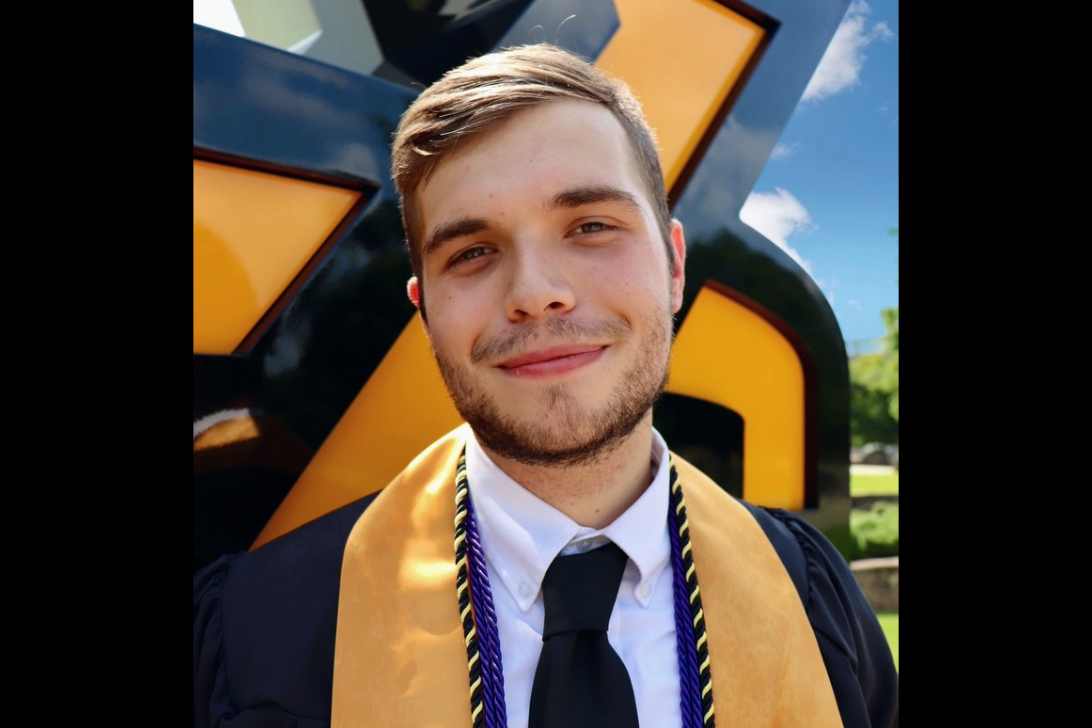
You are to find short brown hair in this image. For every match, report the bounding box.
[391,43,673,313]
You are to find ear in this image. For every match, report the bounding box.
[407,276,430,336]
[668,219,686,313]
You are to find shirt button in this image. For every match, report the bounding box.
[640,582,652,597]
[519,582,533,597]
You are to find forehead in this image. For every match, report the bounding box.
[417,100,648,225]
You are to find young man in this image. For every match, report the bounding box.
[194,44,898,728]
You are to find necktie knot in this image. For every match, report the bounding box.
[540,542,629,637]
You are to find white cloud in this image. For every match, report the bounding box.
[769,142,799,160]
[802,1,894,103]
[739,187,816,273]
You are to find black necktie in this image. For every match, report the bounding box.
[528,542,640,728]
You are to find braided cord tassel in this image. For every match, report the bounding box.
[454,454,485,728]
[464,484,508,726]
[670,471,704,728]
[669,456,716,727]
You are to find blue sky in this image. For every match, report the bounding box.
[740,0,898,352]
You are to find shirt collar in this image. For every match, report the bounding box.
[465,428,672,611]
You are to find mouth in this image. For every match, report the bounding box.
[497,345,607,377]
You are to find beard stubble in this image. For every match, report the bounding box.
[431,302,674,468]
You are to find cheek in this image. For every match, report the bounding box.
[424,294,491,356]
[597,256,669,302]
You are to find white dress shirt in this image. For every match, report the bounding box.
[465,428,680,728]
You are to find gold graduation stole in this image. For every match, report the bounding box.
[331,425,842,727]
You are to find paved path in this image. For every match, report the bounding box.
[850,464,896,475]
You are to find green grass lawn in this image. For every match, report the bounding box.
[875,612,898,671]
[850,470,899,497]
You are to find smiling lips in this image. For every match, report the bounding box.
[498,345,607,377]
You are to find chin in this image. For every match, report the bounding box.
[468,398,651,468]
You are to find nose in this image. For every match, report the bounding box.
[505,244,576,322]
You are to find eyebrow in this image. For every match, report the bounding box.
[423,217,491,257]
[422,185,643,257]
[549,185,643,214]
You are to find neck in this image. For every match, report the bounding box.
[479,415,656,529]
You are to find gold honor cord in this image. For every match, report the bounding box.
[453,456,486,726]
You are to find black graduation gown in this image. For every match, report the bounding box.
[193,493,898,728]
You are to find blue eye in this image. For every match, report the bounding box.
[458,247,487,261]
[574,222,612,235]
[447,245,493,270]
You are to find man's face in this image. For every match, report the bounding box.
[408,99,686,466]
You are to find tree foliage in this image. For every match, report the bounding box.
[882,227,899,422]
[880,306,898,421]
[850,353,898,446]
[849,229,898,444]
